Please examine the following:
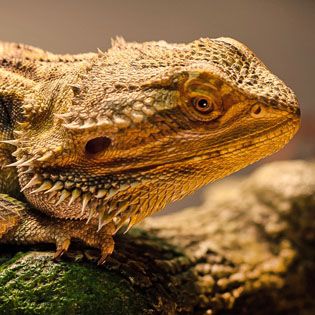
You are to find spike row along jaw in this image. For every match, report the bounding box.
[18,170,138,233]
[0,138,132,232]
[3,142,62,169]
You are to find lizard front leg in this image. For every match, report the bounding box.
[0,193,115,264]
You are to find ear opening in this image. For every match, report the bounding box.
[85,136,112,155]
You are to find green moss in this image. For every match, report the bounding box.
[0,252,25,269]
[0,252,150,315]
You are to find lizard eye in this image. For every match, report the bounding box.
[192,97,214,114]
[181,77,223,122]
[85,137,111,155]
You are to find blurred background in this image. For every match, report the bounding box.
[0,0,313,210]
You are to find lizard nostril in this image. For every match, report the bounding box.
[250,104,265,118]
[253,106,261,115]
[85,137,111,155]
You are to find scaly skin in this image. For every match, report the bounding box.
[0,37,300,264]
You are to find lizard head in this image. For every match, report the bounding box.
[13,37,300,231]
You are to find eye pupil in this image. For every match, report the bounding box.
[198,99,208,108]
[192,97,213,114]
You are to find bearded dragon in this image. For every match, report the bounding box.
[0,37,300,264]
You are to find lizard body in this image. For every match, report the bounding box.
[0,37,300,263]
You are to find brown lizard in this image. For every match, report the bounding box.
[0,37,300,264]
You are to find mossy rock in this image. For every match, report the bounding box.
[0,251,150,315]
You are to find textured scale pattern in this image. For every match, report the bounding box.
[0,37,300,263]
[60,38,297,130]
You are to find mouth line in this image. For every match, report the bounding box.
[202,115,299,158]
[105,115,299,174]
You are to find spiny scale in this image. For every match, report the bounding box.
[86,207,95,224]
[30,181,52,194]
[124,211,144,234]
[99,184,132,202]
[44,181,63,194]
[55,190,71,206]
[125,217,137,234]
[68,189,81,206]
[37,151,53,162]
[116,200,130,214]
[0,139,19,146]
[12,148,22,157]
[19,157,37,167]
[114,216,131,234]
[95,189,107,199]
[53,112,73,120]
[19,167,34,175]
[47,190,58,201]
[97,206,113,232]
[21,175,42,192]
[5,157,27,168]
[81,193,92,216]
